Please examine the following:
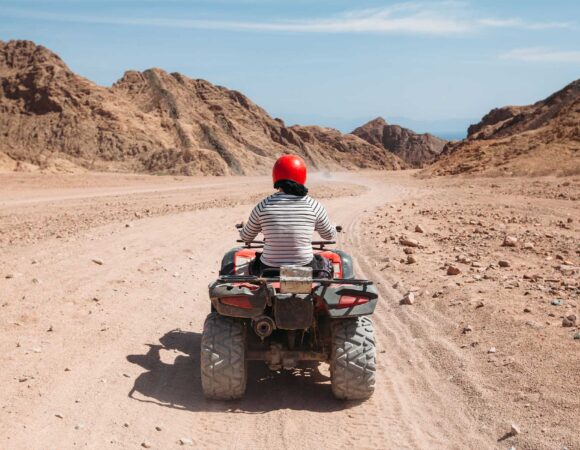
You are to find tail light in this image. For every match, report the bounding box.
[220,296,253,309]
[337,295,369,309]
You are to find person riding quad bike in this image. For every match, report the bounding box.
[201,154,378,400]
[239,154,336,277]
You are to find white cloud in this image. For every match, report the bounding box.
[479,18,571,30]
[0,2,574,36]
[500,47,580,63]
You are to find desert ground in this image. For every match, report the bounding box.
[0,171,578,450]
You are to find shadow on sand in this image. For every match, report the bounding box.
[127,329,356,413]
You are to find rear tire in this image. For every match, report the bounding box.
[200,313,247,400]
[330,316,376,400]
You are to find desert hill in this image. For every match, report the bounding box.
[352,117,447,167]
[426,79,580,176]
[0,40,407,175]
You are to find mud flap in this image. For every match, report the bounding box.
[274,294,314,330]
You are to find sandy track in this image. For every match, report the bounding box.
[0,174,364,247]
[0,172,567,449]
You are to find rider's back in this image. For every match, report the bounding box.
[239,192,335,267]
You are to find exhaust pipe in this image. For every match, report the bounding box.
[253,316,275,339]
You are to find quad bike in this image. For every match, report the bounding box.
[200,225,378,401]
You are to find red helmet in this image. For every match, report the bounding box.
[272,154,307,185]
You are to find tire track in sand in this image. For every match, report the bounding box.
[335,179,493,449]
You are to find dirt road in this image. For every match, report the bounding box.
[0,172,577,449]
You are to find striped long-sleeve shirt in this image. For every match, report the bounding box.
[239,192,336,267]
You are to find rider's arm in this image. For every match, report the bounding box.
[313,201,336,240]
[239,202,262,242]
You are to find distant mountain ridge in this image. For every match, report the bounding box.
[425,79,580,176]
[279,113,473,137]
[0,40,407,174]
[352,117,447,167]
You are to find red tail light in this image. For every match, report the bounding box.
[337,295,369,308]
[220,297,253,309]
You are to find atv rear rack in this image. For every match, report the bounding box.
[236,239,337,250]
[217,275,373,286]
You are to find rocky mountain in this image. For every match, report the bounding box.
[426,79,580,176]
[0,40,407,175]
[351,117,447,167]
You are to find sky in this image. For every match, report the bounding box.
[1,0,579,137]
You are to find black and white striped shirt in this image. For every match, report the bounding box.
[239,192,336,267]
